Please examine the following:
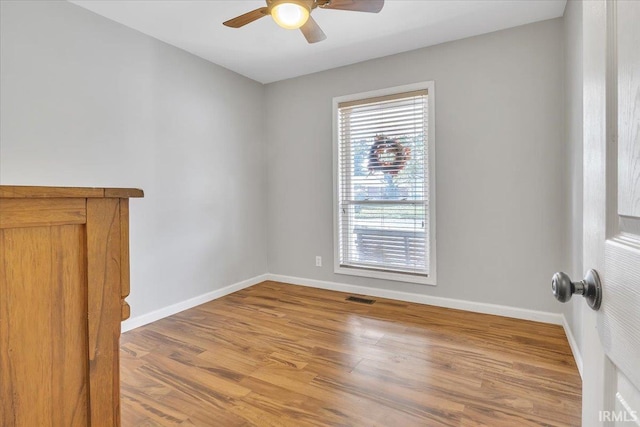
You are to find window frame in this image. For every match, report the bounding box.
[332,81,437,286]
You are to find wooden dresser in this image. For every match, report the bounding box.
[0,186,143,427]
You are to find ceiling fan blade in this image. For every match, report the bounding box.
[319,0,384,13]
[300,15,327,43]
[223,7,269,28]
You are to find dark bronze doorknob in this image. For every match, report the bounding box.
[551,269,602,311]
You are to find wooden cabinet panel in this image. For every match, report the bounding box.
[0,225,88,426]
[0,186,142,427]
[0,198,86,229]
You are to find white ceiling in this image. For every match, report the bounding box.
[69,0,567,84]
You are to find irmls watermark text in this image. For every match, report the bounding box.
[599,410,639,423]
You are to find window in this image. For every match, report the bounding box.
[333,82,436,285]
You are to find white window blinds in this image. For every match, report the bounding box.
[337,89,429,276]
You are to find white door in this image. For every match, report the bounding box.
[582,0,640,426]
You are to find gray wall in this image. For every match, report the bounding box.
[0,1,268,321]
[563,0,584,361]
[265,19,566,313]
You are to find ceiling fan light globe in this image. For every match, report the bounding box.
[271,2,310,29]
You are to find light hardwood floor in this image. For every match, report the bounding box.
[120,281,581,426]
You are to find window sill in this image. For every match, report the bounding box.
[334,265,436,286]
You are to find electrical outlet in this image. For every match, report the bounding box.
[315,256,322,267]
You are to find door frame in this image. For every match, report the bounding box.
[582,0,611,424]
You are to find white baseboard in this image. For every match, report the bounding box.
[266,274,564,325]
[121,274,269,333]
[562,314,584,378]
[122,271,564,328]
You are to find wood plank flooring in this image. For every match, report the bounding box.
[120,281,581,426]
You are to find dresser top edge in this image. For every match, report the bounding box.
[0,186,144,199]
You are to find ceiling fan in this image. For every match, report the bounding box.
[223,0,385,44]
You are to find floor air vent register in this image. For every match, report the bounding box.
[345,296,376,305]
